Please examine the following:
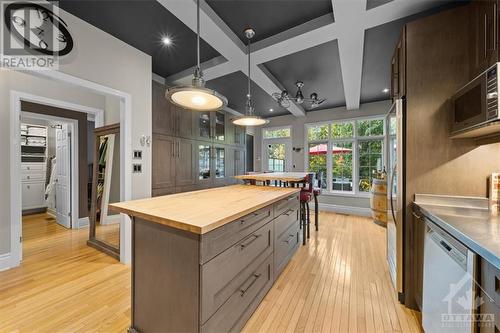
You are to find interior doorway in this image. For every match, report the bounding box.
[20,114,76,228]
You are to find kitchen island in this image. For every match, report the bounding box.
[110,185,301,333]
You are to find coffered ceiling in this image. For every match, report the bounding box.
[58,0,466,117]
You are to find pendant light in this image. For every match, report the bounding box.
[232,28,269,127]
[165,0,227,111]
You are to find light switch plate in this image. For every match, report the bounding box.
[132,164,142,173]
[133,150,142,159]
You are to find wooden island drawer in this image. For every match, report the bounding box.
[201,222,273,323]
[201,205,273,263]
[274,207,299,240]
[274,194,299,217]
[274,221,300,277]
[201,253,274,333]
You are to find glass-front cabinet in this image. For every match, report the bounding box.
[215,147,225,179]
[196,144,228,185]
[198,144,211,181]
[195,111,228,143]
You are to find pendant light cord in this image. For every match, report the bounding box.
[196,0,201,71]
[247,36,252,115]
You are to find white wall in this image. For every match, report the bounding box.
[0,4,152,260]
[254,100,391,210]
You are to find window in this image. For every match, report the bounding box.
[264,127,290,139]
[306,117,386,195]
[267,143,285,172]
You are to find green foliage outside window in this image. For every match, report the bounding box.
[264,128,290,139]
[331,122,353,139]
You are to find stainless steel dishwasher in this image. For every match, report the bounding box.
[422,218,477,333]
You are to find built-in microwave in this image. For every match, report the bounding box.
[451,63,500,136]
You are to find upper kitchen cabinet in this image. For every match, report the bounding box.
[152,81,195,138]
[469,0,499,79]
[152,81,175,136]
[391,26,407,101]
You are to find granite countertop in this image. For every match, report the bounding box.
[109,185,299,234]
[414,194,500,270]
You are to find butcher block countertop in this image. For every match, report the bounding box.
[109,185,300,234]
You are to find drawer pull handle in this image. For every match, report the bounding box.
[495,275,499,294]
[284,209,294,216]
[239,273,261,297]
[284,234,295,244]
[239,234,261,249]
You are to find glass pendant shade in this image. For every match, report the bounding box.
[165,0,227,112]
[167,86,227,112]
[232,115,269,126]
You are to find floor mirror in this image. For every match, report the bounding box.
[88,123,121,259]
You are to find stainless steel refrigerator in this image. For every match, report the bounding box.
[386,97,406,302]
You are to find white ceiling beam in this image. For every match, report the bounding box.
[332,0,366,110]
[166,56,238,85]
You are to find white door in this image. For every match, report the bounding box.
[55,124,71,228]
[263,138,292,172]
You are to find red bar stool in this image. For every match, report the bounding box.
[299,173,314,245]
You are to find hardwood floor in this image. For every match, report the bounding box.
[0,212,421,333]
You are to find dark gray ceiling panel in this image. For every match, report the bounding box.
[263,40,345,111]
[206,0,333,43]
[57,0,220,77]
[206,71,290,117]
[366,0,394,11]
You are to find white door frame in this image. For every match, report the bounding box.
[8,70,133,270]
[261,137,293,172]
[21,111,79,230]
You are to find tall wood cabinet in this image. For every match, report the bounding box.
[152,81,246,196]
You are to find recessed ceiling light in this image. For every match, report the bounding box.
[382,88,390,93]
[162,36,172,46]
[269,108,274,112]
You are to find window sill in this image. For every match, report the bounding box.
[321,191,372,198]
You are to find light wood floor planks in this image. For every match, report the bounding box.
[0,212,422,333]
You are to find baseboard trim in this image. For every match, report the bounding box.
[0,252,17,272]
[77,217,90,229]
[317,203,371,217]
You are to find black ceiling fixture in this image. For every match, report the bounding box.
[272,82,327,109]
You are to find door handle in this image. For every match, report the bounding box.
[239,273,261,297]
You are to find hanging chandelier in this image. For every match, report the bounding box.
[272,81,327,109]
[165,0,227,111]
[232,28,269,127]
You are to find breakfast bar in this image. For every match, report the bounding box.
[110,185,301,333]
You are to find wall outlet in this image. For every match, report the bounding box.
[133,164,142,173]
[133,150,142,159]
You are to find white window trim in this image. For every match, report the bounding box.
[305,117,388,197]
[262,125,292,139]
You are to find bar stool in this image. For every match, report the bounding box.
[312,175,322,231]
[299,173,314,245]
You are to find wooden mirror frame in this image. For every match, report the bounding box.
[87,123,120,259]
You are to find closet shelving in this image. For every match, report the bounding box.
[21,123,48,213]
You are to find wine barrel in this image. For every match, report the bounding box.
[370,178,387,227]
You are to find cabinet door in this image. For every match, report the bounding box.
[175,107,195,139]
[235,148,245,176]
[152,135,176,189]
[152,81,175,136]
[197,143,212,184]
[225,148,236,185]
[213,145,226,185]
[175,138,196,187]
[196,112,212,141]
[391,27,406,100]
[213,111,226,143]
[470,0,498,79]
[234,125,245,147]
